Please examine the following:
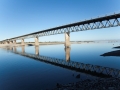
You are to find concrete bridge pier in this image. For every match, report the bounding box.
[5,41,9,44]
[21,39,25,46]
[35,46,39,56]
[65,32,70,48]
[14,40,16,45]
[35,36,39,46]
[10,41,13,44]
[65,47,71,62]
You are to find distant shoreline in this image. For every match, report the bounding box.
[0,41,120,48]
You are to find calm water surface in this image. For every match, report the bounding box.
[0,42,120,90]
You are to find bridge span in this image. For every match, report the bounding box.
[2,46,120,78]
[0,13,120,47]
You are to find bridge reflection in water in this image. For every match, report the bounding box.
[4,46,120,78]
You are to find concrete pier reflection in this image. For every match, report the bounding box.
[13,46,17,52]
[21,46,25,53]
[35,46,39,55]
[21,39,25,46]
[65,47,70,62]
[10,47,13,51]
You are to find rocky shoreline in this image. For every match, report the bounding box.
[53,77,120,90]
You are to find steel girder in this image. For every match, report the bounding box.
[1,13,120,42]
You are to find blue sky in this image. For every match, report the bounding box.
[0,0,120,42]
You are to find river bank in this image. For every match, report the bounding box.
[1,41,119,47]
[53,77,120,90]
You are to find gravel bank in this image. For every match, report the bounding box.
[53,78,120,90]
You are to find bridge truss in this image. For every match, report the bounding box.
[3,13,120,41]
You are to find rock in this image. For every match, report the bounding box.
[54,78,120,90]
[76,74,80,78]
[72,74,74,76]
[56,83,61,88]
[108,87,115,90]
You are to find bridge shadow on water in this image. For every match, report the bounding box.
[3,46,120,79]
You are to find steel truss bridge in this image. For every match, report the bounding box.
[6,13,120,40]
[4,47,120,78]
[0,13,120,45]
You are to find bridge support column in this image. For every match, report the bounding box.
[5,41,9,44]
[21,39,25,46]
[10,41,13,44]
[65,47,70,62]
[65,32,70,48]
[35,36,39,46]
[14,40,16,44]
[35,46,39,56]
[4,42,6,44]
